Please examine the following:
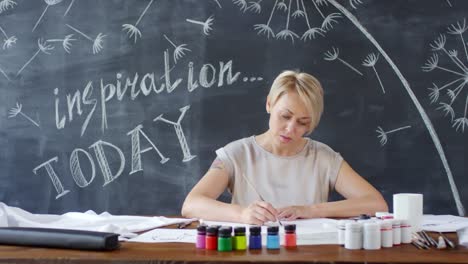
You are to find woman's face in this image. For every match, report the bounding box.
[267,91,311,145]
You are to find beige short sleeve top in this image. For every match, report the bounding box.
[215,136,343,208]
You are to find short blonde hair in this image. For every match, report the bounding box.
[268,70,324,135]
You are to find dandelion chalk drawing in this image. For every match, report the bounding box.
[186,15,214,36]
[8,102,40,128]
[324,47,363,76]
[362,53,385,94]
[423,20,468,134]
[376,125,411,146]
[163,35,191,64]
[46,34,75,53]
[63,0,75,17]
[0,25,17,50]
[275,0,299,43]
[32,0,64,32]
[0,63,9,81]
[247,0,262,13]
[0,0,16,14]
[17,39,54,76]
[326,0,465,216]
[66,24,105,54]
[122,0,154,43]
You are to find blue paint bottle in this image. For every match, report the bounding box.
[249,226,262,250]
[267,226,280,250]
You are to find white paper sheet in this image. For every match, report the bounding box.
[0,202,195,240]
[422,214,468,232]
[129,228,197,243]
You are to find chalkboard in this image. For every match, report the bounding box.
[0,0,466,216]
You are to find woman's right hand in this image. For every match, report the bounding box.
[240,201,278,225]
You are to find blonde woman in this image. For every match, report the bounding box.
[182,70,388,225]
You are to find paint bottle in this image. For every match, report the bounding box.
[381,219,393,248]
[217,226,232,252]
[233,226,247,250]
[338,220,354,246]
[284,224,297,248]
[392,219,401,246]
[400,219,412,244]
[249,226,262,250]
[363,222,381,250]
[266,226,280,250]
[196,224,206,249]
[345,222,362,250]
[205,226,218,250]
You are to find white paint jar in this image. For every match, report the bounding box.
[400,219,412,244]
[345,222,362,250]
[381,220,393,248]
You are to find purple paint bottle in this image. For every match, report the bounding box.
[196,225,206,249]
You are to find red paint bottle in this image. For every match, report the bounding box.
[284,224,297,248]
[205,226,218,250]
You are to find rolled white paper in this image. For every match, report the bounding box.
[393,193,423,232]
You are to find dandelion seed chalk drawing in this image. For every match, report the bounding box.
[17,39,54,76]
[163,35,191,64]
[292,0,305,18]
[46,34,75,53]
[8,102,41,128]
[0,64,10,81]
[376,125,411,146]
[276,0,299,43]
[122,0,154,43]
[422,22,468,132]
[0,25,16,50]
[63,0,75,16]
[363,52,385,94]
[327,0,465,216]
[66,24,106,54]
[186,15,214,36]
[324,47,363,76]
[247,0,262,13]
[0,0,16,14]
[32,0,64,32]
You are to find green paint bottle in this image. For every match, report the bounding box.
[217,226,232,252]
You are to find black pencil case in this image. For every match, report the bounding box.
[0,227,120,251]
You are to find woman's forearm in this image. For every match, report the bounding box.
[181,195,244,223]
[307,195,389,218]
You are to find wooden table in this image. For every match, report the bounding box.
[0,225,466,264]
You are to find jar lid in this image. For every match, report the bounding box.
[197,224,207,232]
[249,226,261,235]
[218,226,232,237]
[267,226,279,234]
[207,226,219,235]
[284,224,296,232]
[234,226,246,234]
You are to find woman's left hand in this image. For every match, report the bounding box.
[277,206,309,220]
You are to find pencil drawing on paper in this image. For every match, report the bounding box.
[422,19,468,133]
